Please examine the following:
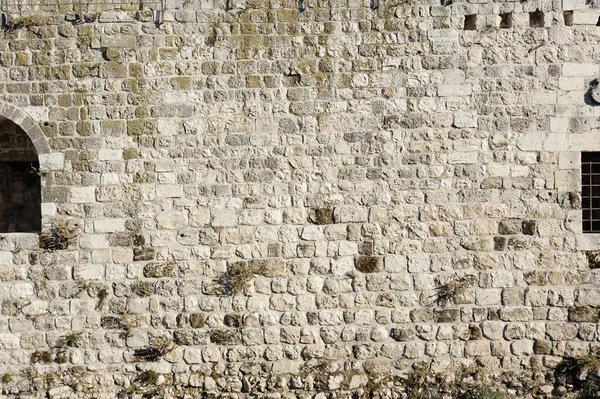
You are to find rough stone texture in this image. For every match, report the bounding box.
[0,0,598,397]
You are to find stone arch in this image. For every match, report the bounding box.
[0,103,59,233]
[0,103,51,156]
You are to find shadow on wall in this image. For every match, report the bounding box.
[585,79,600,107]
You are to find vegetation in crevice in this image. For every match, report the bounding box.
[60,331,83,348]
[95,287,109,310]
[133,336,174,362]
[3,15,34,32]
[39,219,78,251]
[556,352,600,398]
[219,261,265,294]
[434,275,477,306]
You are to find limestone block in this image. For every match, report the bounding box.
[563,63,599,77]
[98,150,122,161]
[499,307,533,322]
[211,209,237,227]
[10,282,34,299]
[183,348,203,364]
[79,235,109,249]
[157,211,187,229]
[558,152,579,170]
[70,187,96,203]
[464,340,490,357]
[546,322,578,340]
[94,219,126,233]
[572,10,599,25]
[74,264,105,280]
[156,185,184,198]
[39,153,64,171]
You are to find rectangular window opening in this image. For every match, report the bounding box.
[529,9,545,27]
[582,152,600,233]
[563,11,573,26]
[464,14,477,31]
[499,12,513,28]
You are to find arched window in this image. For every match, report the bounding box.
[0,117,41,233]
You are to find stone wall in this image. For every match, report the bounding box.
[0,0,599,396]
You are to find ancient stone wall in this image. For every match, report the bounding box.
[0,0,599,396]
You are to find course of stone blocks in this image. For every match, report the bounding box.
[0,0,599,396]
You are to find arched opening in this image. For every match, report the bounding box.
[0,116,41,232]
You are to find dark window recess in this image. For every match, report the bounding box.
[499,13,513,28]
[597,16,600,26]
[0,118,41,233]
[0,162,41,233]
[529,9,545,27]
[581,152,600,233]
[563,11,573,26]
[464,14,477,30]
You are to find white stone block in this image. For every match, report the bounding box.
[39,152,64,171]
[94,219,126,233]
[0,252,12,265]
[563,63,599,77]
[572,10,598,25]
[559,152,580,170]
[74,264,105,280]
[155,185,183,198]
[157,211,187,229]
[516,133,545,151]
[438,84,472,96]
[453,112,477,128]
[447,152,478,164]
[0,334,20,349]
[549,118,569,133]
[156,119,180,135]
[428,29,458,41]
[70,187,96,203]
[10,282,34,298]
[555,170,580,191]
[487,165,510,177]
[211,209,237,227]
[79,235,109,249]
[98,150,122,161]
[558,77,584,91]
[569,133,600,151]
[41,203,57,217]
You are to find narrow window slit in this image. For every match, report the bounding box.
[499,12,513,28]
[529,9,545,27]
[563,11,573,26]
[464,14,477,31]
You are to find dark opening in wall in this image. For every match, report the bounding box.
[597,16,600,26]
[464,14,477,30]
[529,9,545,27]
[499,13,513,28]
[0,118,41,233]
[563,11,573,26]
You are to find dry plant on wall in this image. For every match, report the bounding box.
[435,275,477,306]
[39,219,78,251]
[221,261,265,294]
